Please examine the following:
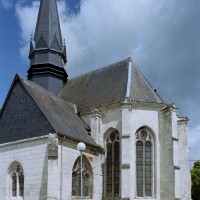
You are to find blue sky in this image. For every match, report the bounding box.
[0,0,200,164]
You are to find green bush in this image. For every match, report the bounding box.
[191,160,200,200]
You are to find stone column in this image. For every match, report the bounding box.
[47,134,59,200]
[90,109,103,200]
[178,117,191,200]
[121,97,132,200]
[90,108,102,146]
[159,104,177,200]
[92,154,104,200]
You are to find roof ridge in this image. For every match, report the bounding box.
[69,57,130,82]
[125,58,132,98]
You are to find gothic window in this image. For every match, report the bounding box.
[72,156,92,198]
[105,130,120,198]
[136,129,154,198]
[8,162,24,199]
[12,173,17,196]
[19,173,24,197]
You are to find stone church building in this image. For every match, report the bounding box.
[0,0,191,200]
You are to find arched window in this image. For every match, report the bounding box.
[72,156,92,198]
[19,172,24,197]
[136,129,154,198]
[105,130,120,198]
[8,161,24,198]
[12,173,17,196]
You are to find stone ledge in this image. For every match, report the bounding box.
[122,135,130,139]
[174,165,181,170]
[122,164,130,169]
[172,136,179,141]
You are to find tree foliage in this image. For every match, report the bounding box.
[191,160,200,200]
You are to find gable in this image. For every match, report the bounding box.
[0,79,55,144]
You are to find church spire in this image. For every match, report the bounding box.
[28,0,68,95]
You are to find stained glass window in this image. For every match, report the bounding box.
[12,173,17,197]
[114,141,120,197]
[19,172,24,196]
[106,143,112,197]
[136,141,143,197]
[9,162,24,198]
[72,156,92,198]
[105,130,120,198]
[136,129,154,198]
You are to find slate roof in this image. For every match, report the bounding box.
[59,57,164,112]
[0,77,54,144]
[30,0,66,59]
[0,75,97,147]
[29,0,67,71]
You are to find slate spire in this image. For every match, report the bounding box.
[28,0,68,95]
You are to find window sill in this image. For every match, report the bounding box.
[72,198,92,200]
[8,197,23,200]
[134,199,156,200]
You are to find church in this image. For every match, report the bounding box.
[0,0,191,200]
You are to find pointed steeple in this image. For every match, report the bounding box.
[28,0,68,95]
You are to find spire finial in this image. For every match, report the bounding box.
[128,56,132,62]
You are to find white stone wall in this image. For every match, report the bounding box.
[82,103,162,200]
[80,102,191,200]
[121,102,132,199]
[58,140,82,200]
[178,118,191,200]
[58,140,102,200]
[131,108,160,200]
[159,107,176,200]
[0,137,48,200]
[101,106,122,135]
[0,134,103,200]
[172,110,181,199]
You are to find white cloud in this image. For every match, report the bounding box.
[15,0,200,77]
[15,0,39,58]
[15,0,181,75]
[0,0,13,10]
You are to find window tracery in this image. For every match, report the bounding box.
[8,162,24,199]
[72,156,92,198]
[12,173,17,197]
[105,130,120,198]
[136,129,154,198]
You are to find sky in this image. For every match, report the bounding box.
[0,0,200,166]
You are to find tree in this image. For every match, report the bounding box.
[191,160,200,200]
